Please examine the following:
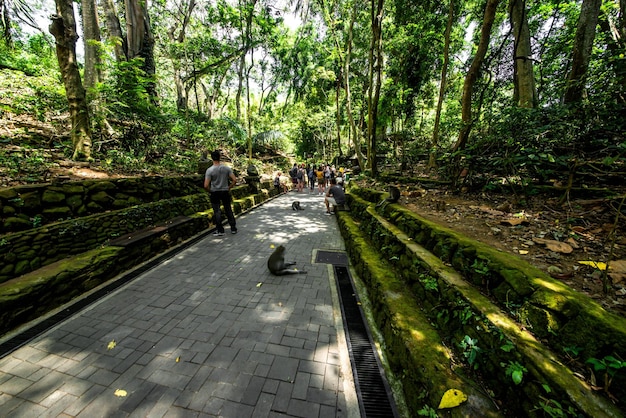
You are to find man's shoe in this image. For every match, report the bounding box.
[231,229,238,234]
[213,231,224,236]
[325,211,332,215]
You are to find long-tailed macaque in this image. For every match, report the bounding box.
[267,245,307,275]
[292,201,304,211]
[376,185,401,207]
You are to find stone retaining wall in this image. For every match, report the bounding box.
[0,180,280,335]
[0,175,205,234]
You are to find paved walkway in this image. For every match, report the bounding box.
[0,191,361,417]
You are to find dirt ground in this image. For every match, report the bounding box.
[355,177,626,318]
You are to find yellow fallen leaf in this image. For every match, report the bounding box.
[256,282,263,287]
[519,250,529,255]
[176,356,181,363]
[579,261,608,271]
[107,340,116,350]
[114,389,127,397]
[270,244,275,248]
[438,389,468,409]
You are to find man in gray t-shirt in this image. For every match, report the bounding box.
[324,178,346,215]
[204,150,237,235]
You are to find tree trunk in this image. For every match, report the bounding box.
[599,7,626,97]
[345,0,365,170]
[452,0,500,152]
[81,0,101,91]
[563,0,602,104]
[102,0,126,62]
[236,0,258,122]
[430,0,454,168]
[168,0,196,111]
[2,0,13,48]
[335,73,343,156]
[49,0,92,160]
[509,0,537,108]
[125,0,156,98]
[367,0,384,176]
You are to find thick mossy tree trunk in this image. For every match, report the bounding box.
[49,0,92,160]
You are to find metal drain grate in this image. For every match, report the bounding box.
[334,265,398,417]
[315,250,349,265]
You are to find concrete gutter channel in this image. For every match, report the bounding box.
[337,187,624,417]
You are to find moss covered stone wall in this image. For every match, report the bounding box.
[0,175,205,234]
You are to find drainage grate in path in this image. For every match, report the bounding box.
[332,262,399,417]
[316,250,349,265]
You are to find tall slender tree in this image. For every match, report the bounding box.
[564,0,602,103]
[453,0,500,152]
[509,0,537,108]
[367,0,384,176]
[430,0,455,168]
[49,0,92,160]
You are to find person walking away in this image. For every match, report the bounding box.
[324,177,346,215]
[289,163,298,190]
[324,165,331,188]
[308,166,315,193]
[296,164,305,192]
[316,166,325,195]
[204,150,238,236]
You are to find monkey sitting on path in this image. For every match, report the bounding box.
[292,201,304,211]
[267,245,307,275]
[376,185,401,207]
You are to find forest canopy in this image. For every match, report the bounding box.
[0,0,624,186]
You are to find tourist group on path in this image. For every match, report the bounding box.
[274,163,346,215]
[204,150,348,239]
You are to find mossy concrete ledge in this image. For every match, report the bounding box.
[347,187,626,362]
[337,213,501,417]
[339,187,625,416]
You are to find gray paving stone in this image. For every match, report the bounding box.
[0,193,362,417]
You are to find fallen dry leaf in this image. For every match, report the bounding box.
[501,218,529,226]
[534,238,573,254]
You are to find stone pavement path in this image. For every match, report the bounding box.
[0,191,360,417]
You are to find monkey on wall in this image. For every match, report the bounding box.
[376,185,401,207]
[267,245,307,275]
[292,201,304,211]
